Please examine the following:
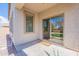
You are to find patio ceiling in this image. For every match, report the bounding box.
[23,3,57,13]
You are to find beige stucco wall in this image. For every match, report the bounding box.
[39,4,79,51]
[12,8,40,46]
[64,5,79,51]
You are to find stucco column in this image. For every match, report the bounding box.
[64,6,79,51]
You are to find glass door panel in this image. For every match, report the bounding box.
[43,19,50,39]
[50,16,64,44]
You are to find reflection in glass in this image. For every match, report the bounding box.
[50,16,64,39]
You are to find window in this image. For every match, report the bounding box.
[26,16,33,32]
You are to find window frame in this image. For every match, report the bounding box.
[26,16,33,32]
[24,12,35,33]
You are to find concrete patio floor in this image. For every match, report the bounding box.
[0,27,78,56]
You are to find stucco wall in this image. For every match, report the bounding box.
[12,7,40,46]
[39,4,79,51]
[64,5,79,51]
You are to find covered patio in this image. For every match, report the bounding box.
[9,3,79,56]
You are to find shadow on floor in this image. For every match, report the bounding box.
[15,39,41,56]
[6,34,27,56]
[16,39,41,50]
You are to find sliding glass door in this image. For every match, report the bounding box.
[43,14,64,44]
[50,16,64,44]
